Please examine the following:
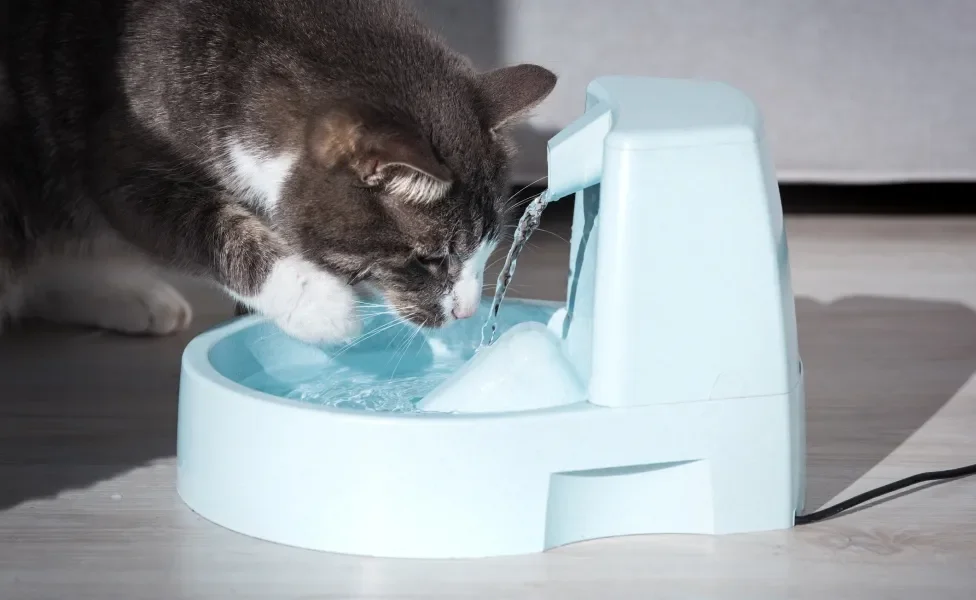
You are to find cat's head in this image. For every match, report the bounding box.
[264,64,556,328]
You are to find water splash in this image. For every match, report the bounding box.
[261,361,462,413]
[480,189,554,346]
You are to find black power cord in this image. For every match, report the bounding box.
[795,462,976,525]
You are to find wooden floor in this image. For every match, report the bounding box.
[2,214,976,599]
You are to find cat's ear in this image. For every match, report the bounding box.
[477,64,557,131]
[309,109,453,204]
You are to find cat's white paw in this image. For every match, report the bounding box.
[243,256,360,344]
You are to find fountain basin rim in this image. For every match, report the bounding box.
[182,298,591,421]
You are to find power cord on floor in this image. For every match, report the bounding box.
[794,462,976,525]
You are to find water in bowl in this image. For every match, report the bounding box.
[241,359,463,413]
[233,300,556,412]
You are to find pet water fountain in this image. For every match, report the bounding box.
[176,76,806,559]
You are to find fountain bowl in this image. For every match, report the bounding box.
[177,299,799,559]
[177,298,592,558]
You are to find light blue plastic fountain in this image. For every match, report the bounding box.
[176,76,806,559]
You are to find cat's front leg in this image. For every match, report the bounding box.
[233,254,362,344]
[99,180,360,344]
[208,210,361,343]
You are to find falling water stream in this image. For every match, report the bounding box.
[480,189,554,347]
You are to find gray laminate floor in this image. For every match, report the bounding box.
[2,213,976,599]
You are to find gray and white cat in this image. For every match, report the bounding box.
[0,0,556,343]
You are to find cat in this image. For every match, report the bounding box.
[0,0,556,343]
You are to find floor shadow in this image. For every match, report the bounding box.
[0,278,234,511]
[796,295,976,511]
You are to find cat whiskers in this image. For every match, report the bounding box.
[354,301,397,319]
[327,311,418,362]
[483,282,525,295]
[499,176,547,209]
[375,302,427,356]
[485,252,511,271]
[353,300,387,307]
[353,299,401,320]
[504,192,545,217]
[503,224,569,244]
[389,317,429,381]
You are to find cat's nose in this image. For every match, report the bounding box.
[451,304,477,320]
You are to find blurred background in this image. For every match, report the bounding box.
[413,0,976,212]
